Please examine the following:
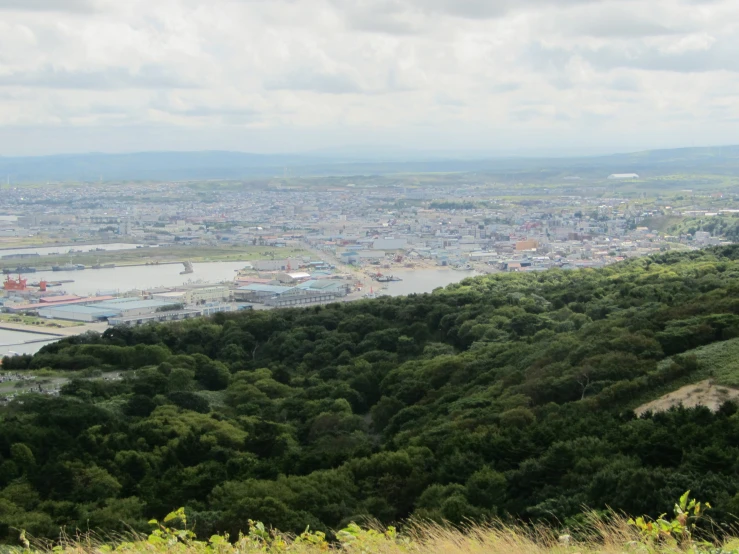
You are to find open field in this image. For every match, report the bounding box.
[0,245,308,271]
[0,313,84,329]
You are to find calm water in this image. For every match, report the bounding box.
[0,242,143,258]
[32,261,248,296]
[382,269,482,296]
[24,264,481,298]
[0,266,485,357]
[0,329,57,356]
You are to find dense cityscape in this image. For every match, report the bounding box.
[0,175,737,338]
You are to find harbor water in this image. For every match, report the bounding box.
[0,329,58,357]
[0,266,485,358]
[31,261,249,297]
[381,269,482,296]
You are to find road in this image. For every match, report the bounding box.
[0,321,109,337]
[301,242,375,298]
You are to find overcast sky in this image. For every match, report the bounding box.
[0,0,737,156]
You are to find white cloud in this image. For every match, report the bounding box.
[0,0,737,155]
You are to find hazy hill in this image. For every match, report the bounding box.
[3,144,739,182]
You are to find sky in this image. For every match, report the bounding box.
[0,0,737,156]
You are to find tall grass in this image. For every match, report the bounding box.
[12,514,739,554]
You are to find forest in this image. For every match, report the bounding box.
[3,246,739,543]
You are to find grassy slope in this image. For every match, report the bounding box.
[0,245,308,270]
[663,337,739,387]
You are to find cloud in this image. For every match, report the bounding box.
[530,36,739,73]
[337,0,604,25]
[0,65,200,89]
[264,69,363,94]
[0,0,737,155]
[0,0,96,11]
[558,10,684,38]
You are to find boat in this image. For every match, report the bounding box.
[375,275,402,282]
[52,264,76,271]
[180,260,194,275]
[15,266,36,273]
[74,264,85,270]
[3,275,27,291]
[91,259,114,269]
[453,264,474,271]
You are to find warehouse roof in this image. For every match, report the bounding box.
[8,295,116,311]
[238,284,294,294]
[296,280,345,291]
[95,299,179,311]
[38,305,121,317]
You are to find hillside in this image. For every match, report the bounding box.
[4,246,739,543]
[4,144,739,182]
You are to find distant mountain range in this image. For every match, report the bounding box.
[2,145,739,182]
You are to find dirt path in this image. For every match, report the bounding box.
[635,379,739,415]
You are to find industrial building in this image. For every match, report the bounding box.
[264,287,343,308]
[151,285,230,305]
[252,258,300,271]
[108,303,237,326]
[233,284,293,303]
[37,297,183,322]
[233,279,347,307]
[373,237,407,250]
[38,304,121,322]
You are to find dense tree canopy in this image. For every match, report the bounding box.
[3,246,739,542]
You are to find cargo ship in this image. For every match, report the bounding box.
[2,266,36,274]
[4,275,47,291]
[374,274,402,282]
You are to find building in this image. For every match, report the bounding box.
[38,304,121,322]
[252,258,300,271]
[94,298,183,317]
[185,285,231,304]
[233,284,294,303]
[274,272,311,284]
[340,251,359,264]
[296,279,349,297]
[373,237,407,250]
[607,173,639,179]
[108,303,236,326]
[264,287,342,308]
[516,240,539,251]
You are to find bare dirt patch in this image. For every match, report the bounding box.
[635,379,739,416]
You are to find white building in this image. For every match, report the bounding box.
[373,237,407,250]
[607,173,639,180]
[253,258,300,271]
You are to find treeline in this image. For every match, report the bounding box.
[4,247,739,542]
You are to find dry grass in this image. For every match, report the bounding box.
[635,379,739,415]
[16,515,739,554]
